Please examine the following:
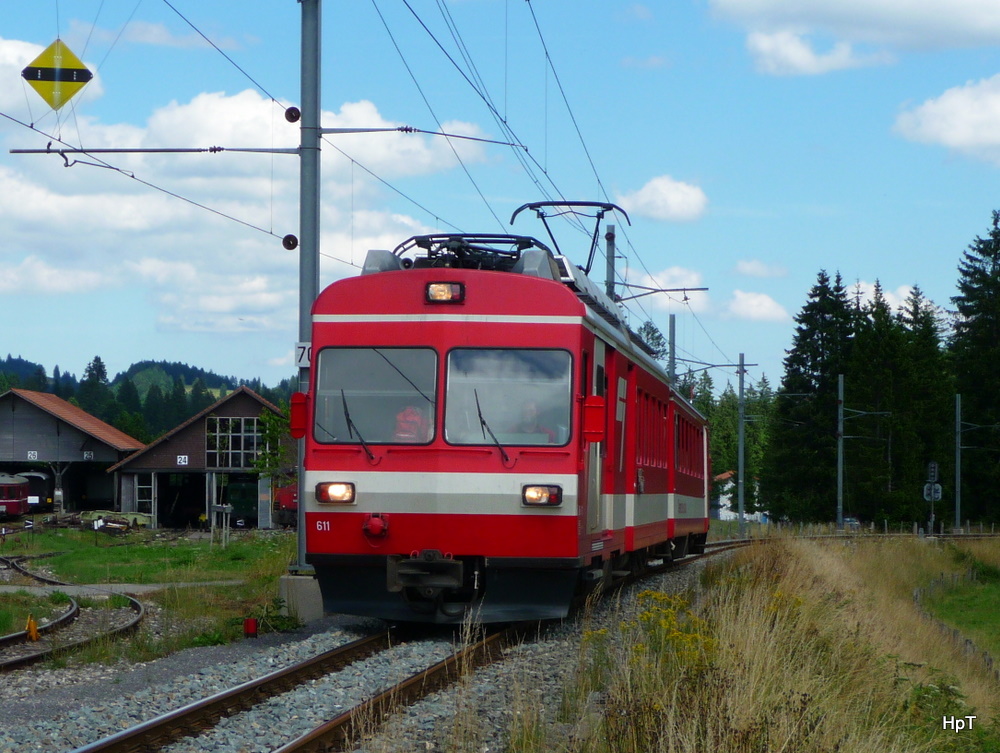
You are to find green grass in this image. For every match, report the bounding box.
[926,581,1000,659]
[1,527,301,662]
[0,589,69,634]
[1,526,289,584]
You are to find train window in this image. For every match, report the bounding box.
[314,348,438,445]
[445,349,572,446]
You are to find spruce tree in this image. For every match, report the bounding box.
[144,384,168,436]
[843,282,903,522]
[950,211,1000,521]
[762,271,855,521]
[898,286,953,523]
[77,356,116,421]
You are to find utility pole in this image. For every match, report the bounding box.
[955,394,961,530]
[837,375,844,529]
[737,353,746,538]
[294,0,321,573]
[836,373,890,530]
[605,224,616,301]
[668,314,676,385]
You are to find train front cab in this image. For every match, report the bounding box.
[299,268,605,623]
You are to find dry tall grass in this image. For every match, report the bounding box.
[541,538,1000,753]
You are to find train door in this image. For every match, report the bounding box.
[586,340,606,536]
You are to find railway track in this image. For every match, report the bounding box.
[65,625,518,753]
[0,555,144,670]
[62,546,738,753]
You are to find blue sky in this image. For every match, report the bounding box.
[3,1,1000,393]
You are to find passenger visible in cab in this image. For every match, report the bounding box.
[516,401,556,443]
[393,405,432,443]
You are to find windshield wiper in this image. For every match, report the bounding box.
[474,389,510,464]
[341,390,375,461]
[373,349,435,406]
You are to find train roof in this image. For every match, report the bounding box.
[352,201,704,420]
[360,232,663,361]
[0,474,28,485]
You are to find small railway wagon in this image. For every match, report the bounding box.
[0,474,30,519]
[293,203,709,623]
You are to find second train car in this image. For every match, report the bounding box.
[292,202,709,623]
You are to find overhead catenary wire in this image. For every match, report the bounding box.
[14,3,733,380]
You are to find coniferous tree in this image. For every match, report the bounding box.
[52,365,63,397]
[762,270,855,521]
[144,383,169,436]
[117,379,143,416]
[744,375,774,513]
[843,282,905,522]
[709,383,739,502]
[77,356,116,421]
[897,286,953,523]
[113,410,150,444]
[949,211,1000,522]
[26,366,47,391]
[637,320,669,360]
[167,376,189,428]
[189,378,215,415]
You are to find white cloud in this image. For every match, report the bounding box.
[746,31,889,75]
[616,176,708,222]
[736,259,787,277]
[0,256,112,293]
[850,280,912,310]
[68,19,224,50]
[712,0,1000,49]
[0,70,491,335]
[724,290,790,321]
[895,74,1000,165]
[629,267,710,313]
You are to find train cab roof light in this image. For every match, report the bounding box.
[426,282,465,303]
[316,482,356,504]
[522,485,562,507]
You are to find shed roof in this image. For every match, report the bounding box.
[4,389,145,453]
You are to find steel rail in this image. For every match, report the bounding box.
[0,555,80,649]
[0,555,145,671]
[273,626,520,753]
[67,631,394,753]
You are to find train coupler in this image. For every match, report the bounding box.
[387,549,464,595]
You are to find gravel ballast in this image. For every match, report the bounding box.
[0,561,708,753]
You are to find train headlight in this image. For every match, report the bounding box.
[315,482,356,504]
[426,282,465,303]
[522,485,562,507]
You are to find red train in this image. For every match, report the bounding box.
[0,474,30,519]
[291,202,709,623]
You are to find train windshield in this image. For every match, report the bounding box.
[445,349,572,446]
[314,348,437,444]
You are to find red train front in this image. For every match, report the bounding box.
[295,208,709,623]
[0,474,30,519]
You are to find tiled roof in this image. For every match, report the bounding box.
[108,385,282,472]
[7,389,145,452]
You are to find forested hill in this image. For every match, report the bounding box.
[0,355,294,443]
[115,360,242,399]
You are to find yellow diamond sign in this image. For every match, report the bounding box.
[21,39,93,111]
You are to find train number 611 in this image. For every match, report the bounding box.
[315,520,331,532]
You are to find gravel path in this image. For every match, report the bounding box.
[0,561,709,753]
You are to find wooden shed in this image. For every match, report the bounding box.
[0,388,145,512]
[109,386,292,529]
